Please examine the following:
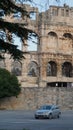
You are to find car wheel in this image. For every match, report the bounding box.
[35,116,39,119]
[57,113,61,118]
[57,114,60,118]
[49,113,52,119]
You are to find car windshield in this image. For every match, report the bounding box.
[39,105,52,110]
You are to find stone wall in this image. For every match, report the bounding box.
[0,87,73,110]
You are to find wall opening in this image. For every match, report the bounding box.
[47,82,72,87]
[27,33,38,51]
[30,12,36,20]
[47,61,57,76]
[62,62,72,77]
[28,61,38,77]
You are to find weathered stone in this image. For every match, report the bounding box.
[0,4,73,110]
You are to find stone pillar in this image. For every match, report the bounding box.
[57,61,62,78]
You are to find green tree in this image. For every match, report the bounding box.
[0,0,36,60]
[0,68,21,98]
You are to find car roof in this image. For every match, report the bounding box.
[40,104,59,108]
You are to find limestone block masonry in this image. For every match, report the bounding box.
[1,4,73,110]
[0,87,73,110]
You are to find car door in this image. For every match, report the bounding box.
[54,106,60,117]
[51,106,56,117]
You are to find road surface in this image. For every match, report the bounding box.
[0,110,73,130]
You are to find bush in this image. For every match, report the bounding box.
[0,68,21,98]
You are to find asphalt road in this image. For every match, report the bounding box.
[0,110,73,130]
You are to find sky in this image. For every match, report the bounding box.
[15,0,73,51]
[25,0,73,12]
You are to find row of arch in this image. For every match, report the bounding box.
[48,31,73,39]
[28,61,73,77]
[0,60,73,77]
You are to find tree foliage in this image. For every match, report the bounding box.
[0,0,35,60]
[0,68,21,98]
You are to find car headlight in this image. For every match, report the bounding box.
[44,112,49,115]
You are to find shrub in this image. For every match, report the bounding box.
[0,68,21,98]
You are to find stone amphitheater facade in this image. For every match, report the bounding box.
[1,4,73,110]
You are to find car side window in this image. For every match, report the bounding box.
[52,107,55,110]
[56,107,59,109]
[52,106,59,110]
[46,106,51,110]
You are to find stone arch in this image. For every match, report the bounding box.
[46,61,57,76]
[47,31,58,52]
[62,61,72,77]
[63,33,73,39]
[48,31,58,37]
[62,33,73,53]
[28,61,38,77]
[11,60,22,76]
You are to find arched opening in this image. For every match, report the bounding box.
[62,62,72,77]
[63,33,73,39]
[28,61,38,77]
[47,31,58,52]
[48,31,58,37]
[61,33,73,54]
[47,61,57,76]
[11,60,22,76]
[27,33,38,51]
[12,33,22,50]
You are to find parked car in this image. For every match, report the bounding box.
[35,104,61,119]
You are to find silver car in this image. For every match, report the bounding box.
[35,104,61,119]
